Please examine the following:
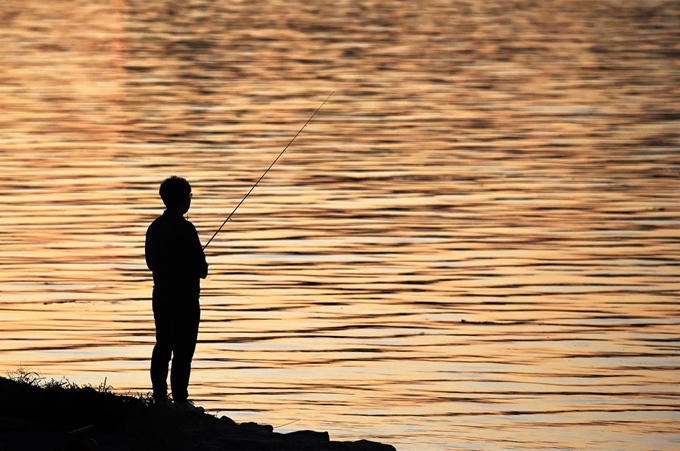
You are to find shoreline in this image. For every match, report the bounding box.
[0,375,396,451]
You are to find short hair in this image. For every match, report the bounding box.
[159,176,191,208]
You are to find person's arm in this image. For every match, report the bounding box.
[187,222,208,279]
[145,223,156,272]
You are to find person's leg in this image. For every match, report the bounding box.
[151,308,173,401]
[170,304,200,403]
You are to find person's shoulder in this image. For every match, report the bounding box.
[150,213,167,224]
[146,213,167,232]
[183,218,199,232]
[147,215,160,229]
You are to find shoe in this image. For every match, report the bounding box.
[153,397,173,408]
[174,400,205,414]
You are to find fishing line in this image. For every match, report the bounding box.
[274,418,301,429]
[203,92,334,250]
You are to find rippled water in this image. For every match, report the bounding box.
[1,1,679,450]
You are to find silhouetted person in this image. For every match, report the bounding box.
[145,176,208,413]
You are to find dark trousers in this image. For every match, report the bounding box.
[150,288,200,403]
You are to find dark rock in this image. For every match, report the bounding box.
[284,429,330,443]
[219,415,237,427]
[323,439,397,451]
[344,439,397,451]
[0,375,398,451]
[240,421,274,435]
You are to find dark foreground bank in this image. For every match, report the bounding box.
[0,375,396,451]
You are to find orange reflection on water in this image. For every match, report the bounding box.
[1,1,680,450]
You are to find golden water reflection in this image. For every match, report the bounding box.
[1,1,679,450]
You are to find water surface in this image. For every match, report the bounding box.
[1,1,679,450]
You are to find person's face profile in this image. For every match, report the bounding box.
[181,192,192,214]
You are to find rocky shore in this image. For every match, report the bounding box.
[0,375,396,451]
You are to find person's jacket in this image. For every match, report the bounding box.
[145,210,208,292]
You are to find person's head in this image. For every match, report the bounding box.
[159,176,192,213]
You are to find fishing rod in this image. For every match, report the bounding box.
[203,92,334,250]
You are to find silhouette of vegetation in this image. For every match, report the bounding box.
[1,370,395,451]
